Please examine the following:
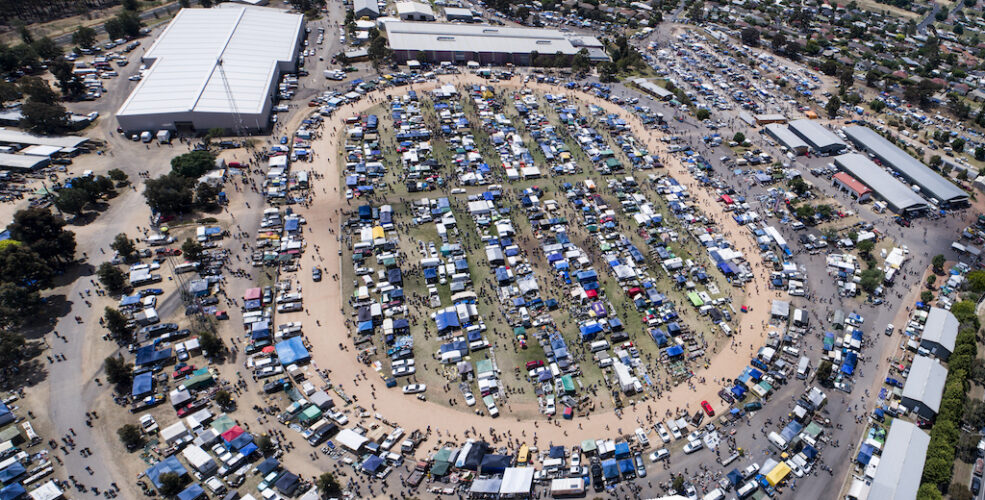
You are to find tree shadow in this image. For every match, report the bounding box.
[20,294,73,340]
[67,212,99,226]
[0,342,49,391]
[51,262,95,288]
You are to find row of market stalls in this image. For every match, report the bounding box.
[0,400,63,500]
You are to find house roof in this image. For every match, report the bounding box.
[869,419,930,500]
[832,172,872,196]
[921,307,959,353]
[901,355,948,413]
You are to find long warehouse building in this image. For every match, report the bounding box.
[764,123,808,155]
[787,119,846,155]
[833,154,929,216]
[869,419,930,500]
[116,6,304,134]
[843,125,968,207]
[384,22,609,66]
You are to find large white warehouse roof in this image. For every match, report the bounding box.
[116,6,302,130]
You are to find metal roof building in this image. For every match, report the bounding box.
[443,7,475,21]
[764,123,808,155]
[0,129,88,149]
[869,419,930,500]
[843,125,968,207]
[901,356,948,419]
[833,154,929,216]
[787,119,846,154]
[919,307,959,360]
[631,78,673,101]
[384,22,608,66]
[116,6,303,134]
[353,0,380,18]
[0,153,49,171]
[396,1,435,21]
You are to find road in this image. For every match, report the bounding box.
[51,0,199,46]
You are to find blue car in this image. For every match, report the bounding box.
[141,288,164,296]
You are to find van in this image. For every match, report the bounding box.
[782,346,799,357]
[767,431,788,450]
[702,488,726,500]
[737,481,758,499]
[205,477,226,495]
[796,356,810,379]
[589,340,609,352]
[635,428,649,448]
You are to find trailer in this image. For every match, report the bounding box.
[550,478,585,497]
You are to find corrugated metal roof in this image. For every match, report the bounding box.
[831,172,871,196]
[764,123,808,151]
[833,154,928,213]
[869,420,929,500]
[921,307,958,353]
[0,153,47,170]
[787,119,846,150]
[117,6,302,119]
[386,21,603,56]
[0,129,88,148]
[396,1,434,16]
[354,0,380,16]
[844,125,967,204]
[901,356,947,413]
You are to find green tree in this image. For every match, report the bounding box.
[53,188,88,216]
[97,262,127,295]
[108,169,129,186]
[930,155,943,169]
[733,132,745,143]
[870,99,886,112]
[826,95,841,118]
[72,26,97,49]
[117,424,142,450]
[695,108,710,121]
[104,307,132,340]
[195,182,220,209]
[143,174,195,214]
[795,204,815,220]
[917,483,943,500]
[0,82,20,108]
[921,290,934,303]
[856,239,874,255]
[214,389,232,409]
[0,331,25,367]
[49,56,86,99]
[859,268,884,293]
[122,0,139,10]
[932,254,946,273]
[0,242,53,290]
[157,472,186,497]
[170,151,215,178]
[179,0,191,7]
[199,330,223,356]
[740,27,760,46]
[104,355,132,385]
[16,22,33,45]
[181,239,204,262]
[19,101,68,134]
[256,434,275,454]
[788,177,808,196]
[816,359,833,382]
[317,473,342,497]
[953,138,966,153]
[110,233,136,262]
[0,283,43,329]
[922,456,953,487]
[31,37,61,61]
[966,270,985,293]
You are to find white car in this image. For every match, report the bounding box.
[786,460,804,478]
[649,448,670,462]
[402,384,426,394]
[683,440,703,454]
[327,410,348,425]
[463,393,476,406]
[393,366,416,377]
[656,423,671,443]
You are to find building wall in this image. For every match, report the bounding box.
[394,49,570,67]
[832,176,871,202]
[918,339,951,361]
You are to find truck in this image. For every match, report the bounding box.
[156,130,171,143]
[140,131,152,143]
[407,461,427,488]
[550,478,585,497]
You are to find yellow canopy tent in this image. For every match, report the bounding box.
[765,461,791,486]
[372,226,385,239]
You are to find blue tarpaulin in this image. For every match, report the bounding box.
[0,484,25,500]
[0,463,24,485]
[549,446,565,459]
[146,456,188,489]
[275,337,310,366]
[602,459,619,479]
[362,455,384,474]
[666,345,684,357]
[480,454,511,474]
[177,484,205,500]
[135,346,172,366]
[132,371,153,398]
[614,442,631,459]
[256,458,279,476]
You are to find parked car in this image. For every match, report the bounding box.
[649,448,670,462]
[402,384,426,394]
[312,267,322,281]
[701,401,715,416]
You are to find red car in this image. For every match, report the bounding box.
[525,360,544,371]
[172,365,195,379]
[701,401,715,417]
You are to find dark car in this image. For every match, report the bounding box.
[312,267,322,282]
[200,296,219,306]
[973,476,981,496]
[744,401,763,412]
[718,389,735,404]
[591,464,604,492]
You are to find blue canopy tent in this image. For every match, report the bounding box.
[256,458,279,476]
[275,472,300,496]
[146,456,188,489]
[239,442,259,458]
[856,444,876,465]
[601,459,619,479]
[727,469,743,486]
[275,337,310,366]
[177,484,205,500]
[132,371,153,398]
[0,484,25,500]
[618,459,635,476]
[362,455,384,474]
[665,345,684,357]
[135,346,172,367]
[479,454,511,474]
[0,463,25,485]
[614,442,631,459]
[549,446,565,459]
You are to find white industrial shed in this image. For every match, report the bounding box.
[833,154,929,216]
[787,119,846,155]
[396,1,435,21]
[920,307,958,360]
[901,355,948,419]
[353,0,381,18]
[0,153,49,171]
[869,419,929,500]
[843,126,968,207]
[116,6,304,134]
[764,123,808,155]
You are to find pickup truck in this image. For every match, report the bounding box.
[407,461,427,488]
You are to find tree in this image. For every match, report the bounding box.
[695,108,710,121]
[516,5,530,21]
[317,473,342,497]
[31,37,61,61]
[921,290,934,303]
[0,283,43,329]
[816,359,833,383]
[866,70,881,88]
[195,182,220,209]
[733,132,745,144]
[740,27,760,46]
[179,0,191,6]
[181,239,205,262]
[122,0,139,10]
[0,242,53,290]
[368,34,391,67]
[72,26,97,49]
[869,99,885,113]
[839,68,854,92]
[199,330,223,356]
[104,355,132,385]
[16,23,33,45]
[111,234,136,263]
[18,77,57,104]
[929,155,942,169]
[144,174,195,214]
[20,101,68,135]
[53,188,89,216]
[170,151,215,178]
[49,57,86,99]
[856,239,874,255]
[200,0,213,6]
[104,307,132,340]
[105,11,143,40]
[97,262,127,295]
[0,82,20,108]
[0,331,25,367]
[922,456,952,487]
[157,472,186,497]
[917,483,943,500]
[966,270,985,293]
[933,254,946,273]
[953,138,966,153]
[599,62,617,82]
[215,390,233,409]
[117,424,142,450]
[256,434,275,454]
[826,95,841,118]
[9,208,76,269]
[788,177,808,196]
[859,268,884,293]
[108,169,129,186]
[794,204,815,220]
